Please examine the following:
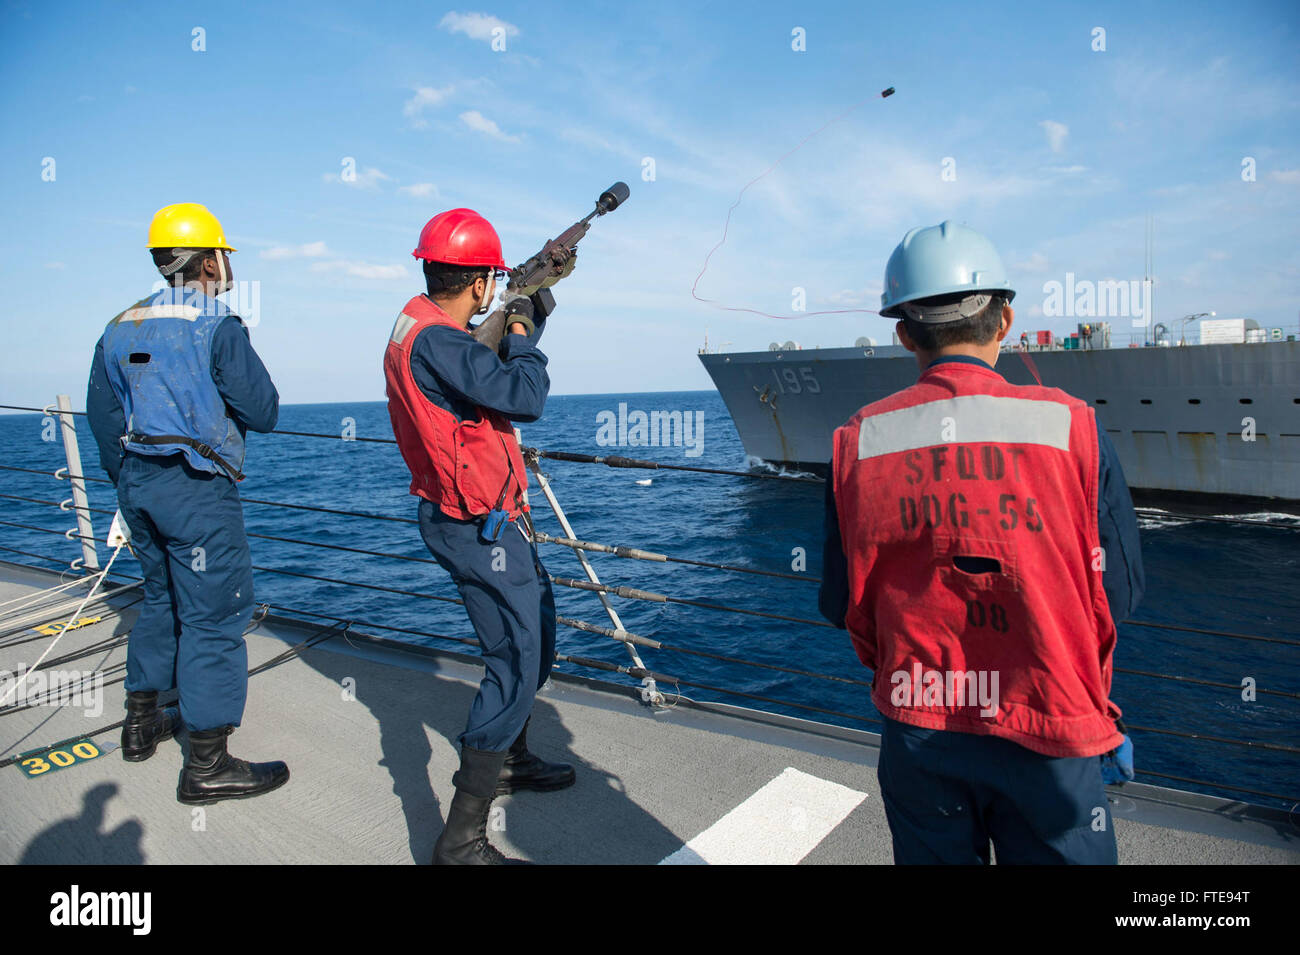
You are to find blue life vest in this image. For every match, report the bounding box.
[101,286,246,480]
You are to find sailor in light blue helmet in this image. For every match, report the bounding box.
[820,219,1145,865]
[880,219,1016,325]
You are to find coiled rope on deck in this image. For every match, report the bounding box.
[0,542,124,709]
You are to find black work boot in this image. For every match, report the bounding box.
[495,718,576,795]
[434,745,525,865]
[176,727,290,805]
[121,691,176,762]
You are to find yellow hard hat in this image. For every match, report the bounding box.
[146,203,236,251]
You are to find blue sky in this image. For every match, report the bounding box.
[1,0,1297,406]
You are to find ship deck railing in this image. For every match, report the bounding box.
[0,396,1297,853]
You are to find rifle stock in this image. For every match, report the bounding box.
[471,306,509,351]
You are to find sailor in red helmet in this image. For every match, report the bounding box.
[820,221,1144,864]
[384,208,573,865]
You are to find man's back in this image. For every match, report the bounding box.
[831,358,1122,758]
[88,286,277,484]
[825,218,1141,863]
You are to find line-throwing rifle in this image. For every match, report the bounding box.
[471,181,630,351]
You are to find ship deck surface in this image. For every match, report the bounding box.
[1,561,1295,865]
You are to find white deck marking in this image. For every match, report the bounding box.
[659,767,867,865]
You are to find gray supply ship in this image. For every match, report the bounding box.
[699,320,1300,501]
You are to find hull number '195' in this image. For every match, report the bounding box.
[18,739,105,779]
[771,367,821,395]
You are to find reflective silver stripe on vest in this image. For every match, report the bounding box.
[857,394,1072,460]
[119,304,203,323]
[390,312,417,345]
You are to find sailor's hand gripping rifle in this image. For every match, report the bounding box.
[471,181,630,352]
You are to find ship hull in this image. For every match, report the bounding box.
[699,341,1300,500]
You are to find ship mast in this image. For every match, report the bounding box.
[1144,215,1155,345]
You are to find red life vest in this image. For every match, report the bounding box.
[831,360,1121,758]
[384,295,529,521]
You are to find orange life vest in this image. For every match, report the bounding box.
[384,295,528,521]
[832,360,1121,758]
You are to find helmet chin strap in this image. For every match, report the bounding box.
[475,273,494,315]
[214,251,232,295]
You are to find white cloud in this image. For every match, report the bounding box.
[261,241,329,260]
[342,263,409,280]
[1269,168,1300,184]
[310,260,409,280]
[439,12,519,42]
[404,85,454,127]
[44,262,67,270]
[559,126,642,163]
[1109,55,1299,129]
[1009,251,1050,273]
[321,166,392,189]
[1039,120,1069,153]
[460,110,521,142]
[398,183,439,198]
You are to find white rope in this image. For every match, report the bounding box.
[0,580,141,639]
[0,575,88,614]
[0,543,123,707]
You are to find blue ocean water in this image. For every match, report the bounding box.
[1,392,1297,809]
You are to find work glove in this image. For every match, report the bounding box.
[541,246,576,288]
[514,247,577,297]
[501,293,536,337]
[1100,722,1134,785]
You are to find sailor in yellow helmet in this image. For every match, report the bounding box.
[86,203,288,803]
[147,202,234,252]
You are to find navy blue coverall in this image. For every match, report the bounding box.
[87,309,278,732]
[819,355,1145,864]
[408,315,556,753]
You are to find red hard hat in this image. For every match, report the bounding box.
[412,208,507,268]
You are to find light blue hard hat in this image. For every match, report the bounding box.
[880,220,1016,320]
